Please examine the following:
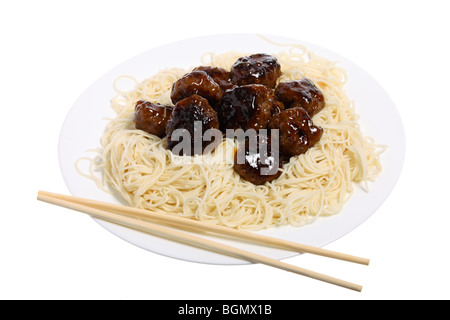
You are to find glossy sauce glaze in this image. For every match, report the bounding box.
[270,99,285,116]
[166,94,219,156]
[170,70,223,107]
[133,100,173,138]
[233,134,282,185]
[275,79,325,117]
[216,84,274,131]
[193,66,234,93]
[230,53,281,88]
[268,107,323,157]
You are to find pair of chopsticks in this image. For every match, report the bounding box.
[37,190,368,292]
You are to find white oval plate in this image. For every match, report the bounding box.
[58,33,405,265]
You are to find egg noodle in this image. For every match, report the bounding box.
[78,45,384,231]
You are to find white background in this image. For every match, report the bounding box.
[1,0,449,300]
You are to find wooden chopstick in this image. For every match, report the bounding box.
[37,190,369,266]
[37,191,363,291]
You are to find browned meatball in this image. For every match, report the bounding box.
[170,70,223,107]
[275,79,325,117]
[193,66,234,92]
[230,53,281,88]
[166,94,220,156]
[268,107,323,158]
[216,84,274,131]
[234,134,282,185]
[133,100,173,138]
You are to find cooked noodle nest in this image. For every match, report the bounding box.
[78,46,384,231]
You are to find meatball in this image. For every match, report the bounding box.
[234,134,282,185]
[170,70,223,107]
[275,79,325,117]
[133,100,173,138]
[216,84,274,131]
[230,53,281,88]
[193,66,234,92]
[166,94,220,156]
[268,107,323,158]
